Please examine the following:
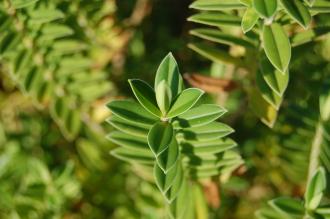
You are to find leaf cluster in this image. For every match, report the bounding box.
[107,53,243,218]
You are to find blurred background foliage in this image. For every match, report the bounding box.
[0,0,329,218]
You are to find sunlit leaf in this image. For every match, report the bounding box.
[188,13,241,27]
[263,23,291,73]
[177,122,234,141]
[310,0,330,13]
[156,138,179,173]
[154,162,179,193]
[189,0,245,11]
[269,197,304,217]
[165,165,184,203]
[253,0,277,18]
[280,0,311,28]
[249,88,278,127]
[181,138,237,155]
[304,0,316,7]
[169,180,193,219]
[260,54,289,97]
[167,88,204,118]
[28,9,64,24]
[107,116,150,138]
[155,80,172,116]
[188,43,244,66]
[155,53,184,99]
[241,8,259,33]
[173,104,227,128]
[111,147,154,165]
[107,131,148,150]
[240,0,252,7]
[10,0,39,8]
[256,70,282,110]
[320,82,330,121]
[305,167,326,210]
[190,28,256,48]
[148,122,173,156]
[129,79,161,117]
[107,100,158,126]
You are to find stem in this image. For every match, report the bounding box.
[307,121,323,182]
[303,121,323,219]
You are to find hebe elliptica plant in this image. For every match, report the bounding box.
[106,53,242,218]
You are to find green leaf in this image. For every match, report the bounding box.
[173,104,227,128]
[10,0,39,8]
[256,70,282,110]
[166,88,204,118]
[190,28,256,48]
[305,167,326,210]
[107,116,150,138]
[304,0,315,7]
[193,184,210,218]
[269,197,305,217]
[310,0,330,13]
[188,43,244,66]
[260,54,289,97]
[154,162,179,193]
[155,80,172,116]
[240,0,252,7]
[147,122,173,156]
[129,79,161,117]
[181,138,237,155]
[40,24,74,41]
[315,207,330,215]
[290,26,330,47]
[256,206,284,219]
[248,88,278,128]
[169,180,192,219]
[111,147,154,165]
[165,165,184,203]
[253,0,277,18]
[241,7,259,33]
[188,151,243,178]
[155,53,184,99]
[320,82,330,121]
[177,122,234,141]
[28,9,64,24]
[107,131,148,151]
[263,23,291,73]
[63,109,82,140]
[188,13,241,27]
[185,151,242,170]
[107,100,158,126]
[52,40,87,54]
[189,0,245,11]
[280,0,311,28]
[77,139,107,170]
[50,97,82,140]
[156,138,179,173]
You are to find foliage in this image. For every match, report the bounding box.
[188,0,330,127]
[0,0,117,139]
[107,53,243,218]
[0,0,330,218]
[256,167,329,219]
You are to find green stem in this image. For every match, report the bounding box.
[303,121,323,219]
[307,121,323,182]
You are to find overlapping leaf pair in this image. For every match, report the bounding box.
[188,0,330,127]
[107,53,242,218]
[256,167,329,219]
